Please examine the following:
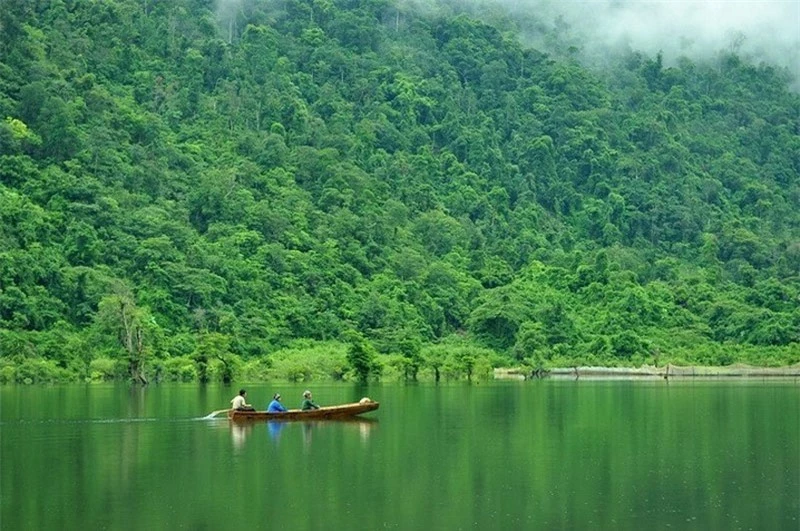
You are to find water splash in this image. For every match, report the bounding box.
[200,409,229,420]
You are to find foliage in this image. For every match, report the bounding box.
[344,330,381,383]
[0,0,798,383]
[88,356,125,382]
[265,340,348,381]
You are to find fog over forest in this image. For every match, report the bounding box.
[522,0,799,77]
[218,0,798,81]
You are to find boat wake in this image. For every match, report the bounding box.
[199,409,229,420]
[0,417,158,425]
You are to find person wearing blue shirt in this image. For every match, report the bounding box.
[267,393,287,413]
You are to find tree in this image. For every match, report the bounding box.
[344,330,379,383]
[94,287,156,384]
[422,345,448,382]
[192,332,232,383]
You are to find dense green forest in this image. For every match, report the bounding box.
[1,0,798,384]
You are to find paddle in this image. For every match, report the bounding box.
[201,409,229,420]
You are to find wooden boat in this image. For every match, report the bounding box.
[227,401,379,422]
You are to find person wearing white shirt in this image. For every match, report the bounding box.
[231,389,254,410]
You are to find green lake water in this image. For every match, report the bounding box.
[1,380,798,530]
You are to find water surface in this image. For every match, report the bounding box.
[1,381,797,530]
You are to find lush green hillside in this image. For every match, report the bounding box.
[1,0,798,383]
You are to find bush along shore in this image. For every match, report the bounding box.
[2,334,799,385]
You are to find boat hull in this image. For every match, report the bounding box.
[227,401,379,421]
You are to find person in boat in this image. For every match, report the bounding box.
[300,390,320,410]
[231,389,255,411]
[267,393,287,413]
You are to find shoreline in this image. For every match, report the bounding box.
[495,363,800,380]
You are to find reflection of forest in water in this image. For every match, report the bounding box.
[230,419,377,451]
[3,383,797,531]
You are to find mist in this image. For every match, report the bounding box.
[498,0,799,81]
[215,0,799,81]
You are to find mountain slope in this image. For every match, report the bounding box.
[0,0,798,382]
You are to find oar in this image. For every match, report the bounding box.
[201,409,229,420]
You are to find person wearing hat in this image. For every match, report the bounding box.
[300,390,320,411]
[267,393,287,413]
